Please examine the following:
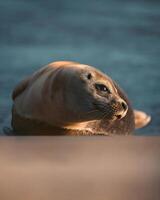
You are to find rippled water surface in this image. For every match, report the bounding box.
[0,0,160,135]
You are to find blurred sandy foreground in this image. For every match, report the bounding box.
[0,136,159,200]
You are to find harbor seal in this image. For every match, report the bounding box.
[11,61,151,135]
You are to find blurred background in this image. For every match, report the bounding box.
[0,0,160,135]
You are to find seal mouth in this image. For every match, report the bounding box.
[115,113,126,120]
[116,114,122,120]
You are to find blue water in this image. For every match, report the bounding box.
[0,0,160,135]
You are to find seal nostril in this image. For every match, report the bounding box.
[121,102,127,111]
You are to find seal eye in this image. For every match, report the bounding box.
[87,73,92,80]
[95,83,110,93]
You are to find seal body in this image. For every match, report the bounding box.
[12,61,135,135]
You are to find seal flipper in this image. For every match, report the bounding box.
[134,110,151,129]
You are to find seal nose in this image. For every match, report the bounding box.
[121,101,128,111]
[116,100,128,120]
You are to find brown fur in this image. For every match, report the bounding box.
[11,61,150,135]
